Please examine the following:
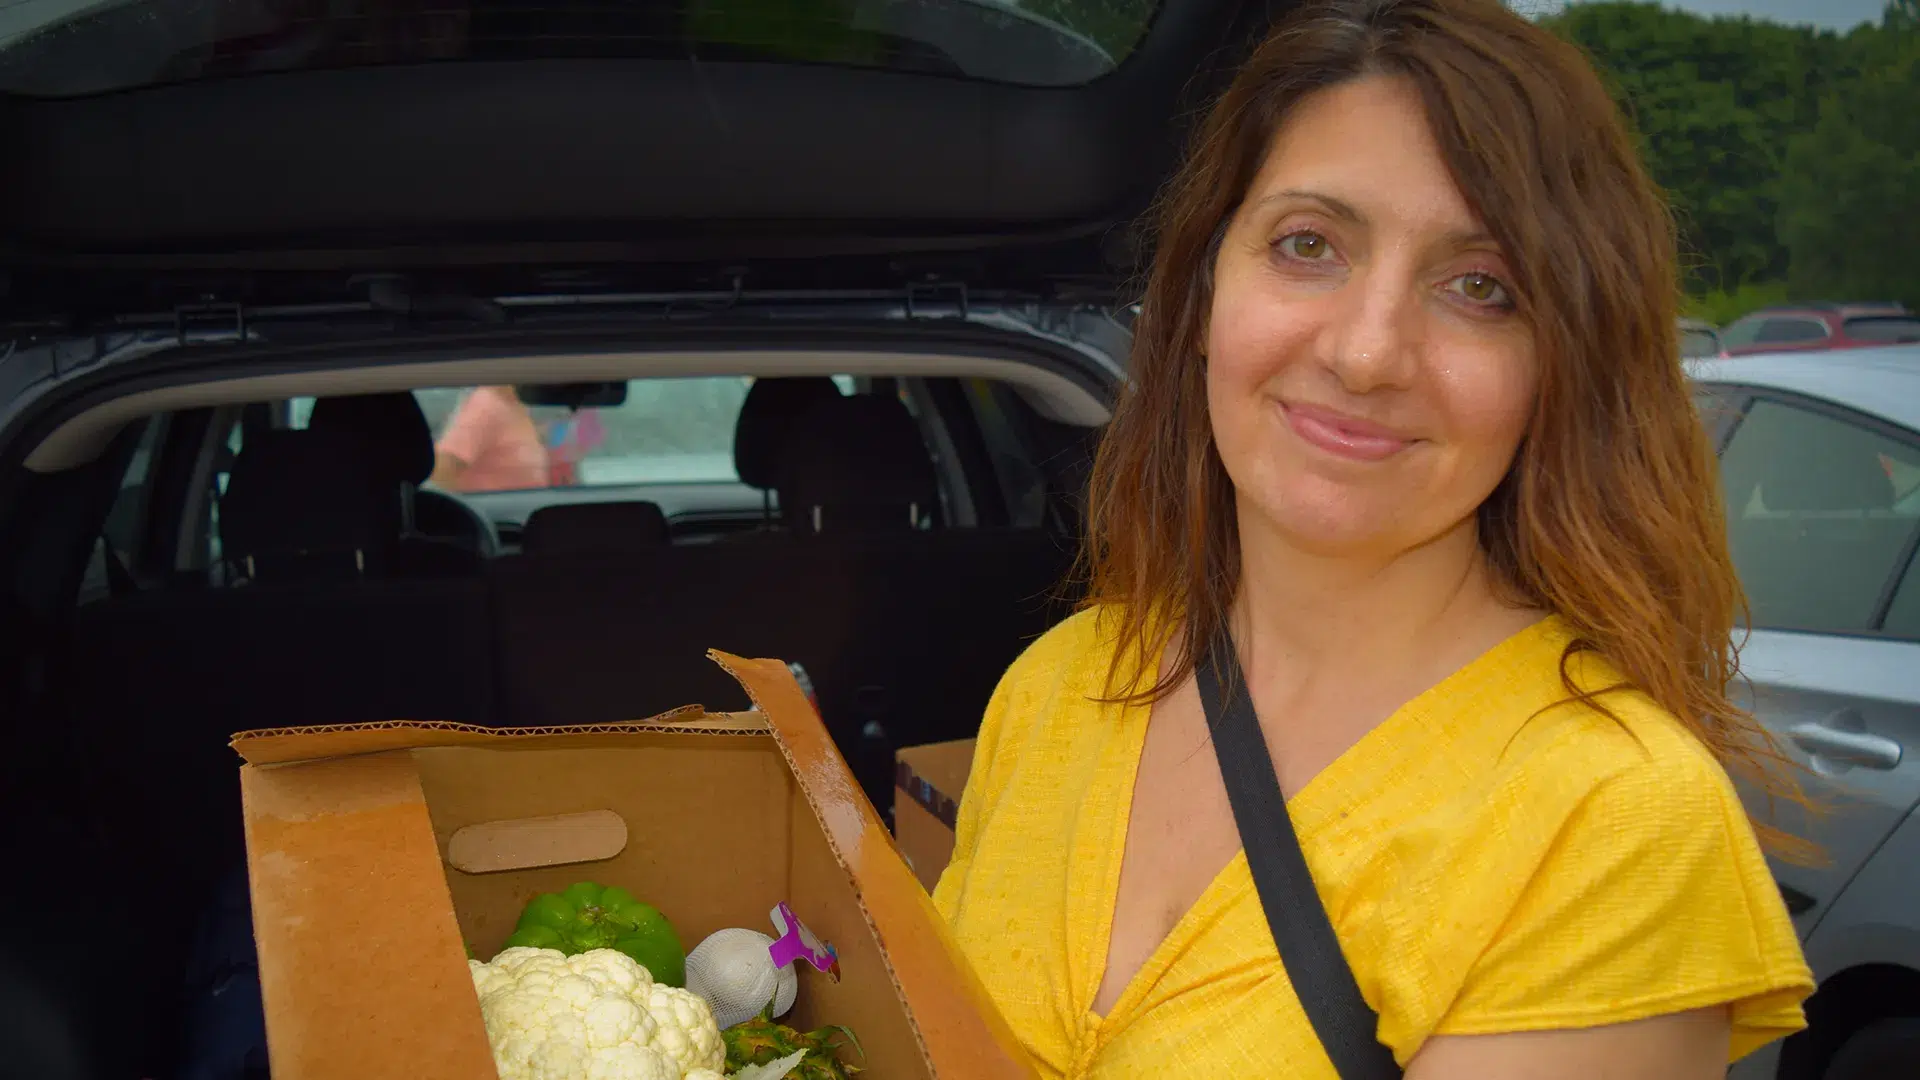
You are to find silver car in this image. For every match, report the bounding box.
[1689,346,1920,1079]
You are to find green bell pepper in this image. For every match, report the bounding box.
[502,881,686,987]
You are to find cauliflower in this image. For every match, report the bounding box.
[640,982,727,1073]
[468,946,726,1080]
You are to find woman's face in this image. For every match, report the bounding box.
[1205,75,1538,562]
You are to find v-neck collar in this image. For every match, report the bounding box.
[1076,614,1562,1042]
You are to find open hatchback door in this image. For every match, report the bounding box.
[0,0,1290,319]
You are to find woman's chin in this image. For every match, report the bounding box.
[1240,483,1466,561]
[1246,500,1403,558]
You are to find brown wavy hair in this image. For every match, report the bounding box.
[1081,0,1812,856]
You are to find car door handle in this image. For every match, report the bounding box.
[1788,721,1903,770]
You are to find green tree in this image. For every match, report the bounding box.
[1778,16,1920,307]
[1543,2,1850,294]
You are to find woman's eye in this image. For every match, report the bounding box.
[1277,231,1334,261]
[1448,271,1514,308]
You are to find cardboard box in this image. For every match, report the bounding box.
[892,740,976,894]
[232,651,1033,1080]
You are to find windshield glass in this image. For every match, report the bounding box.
[0,0,1156,97]
[289,374,861,490]
[1845,315,1920,343]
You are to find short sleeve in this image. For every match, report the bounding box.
[931,606,1109,918]
[435,388,505,465]
[931,649,1019,917]
[1431,745,1813,1062]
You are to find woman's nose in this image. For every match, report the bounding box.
[1325,268,1420,392]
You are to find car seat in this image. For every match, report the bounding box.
[307,391,497,561]
[731,377,846,524]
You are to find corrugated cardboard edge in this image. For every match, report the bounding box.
[708,650,1039,1080]
[230,705,766,766]
[241,750,498,1080]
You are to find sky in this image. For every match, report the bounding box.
[1518,0,1891,30]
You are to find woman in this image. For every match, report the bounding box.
[931,1,1814,1077]
[429,385,550,493]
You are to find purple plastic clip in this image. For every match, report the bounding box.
[766,901,840,983]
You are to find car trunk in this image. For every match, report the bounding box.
[0,4,1282,1076]
[1,334,1107,1080]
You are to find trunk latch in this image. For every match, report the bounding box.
[173,301,247,344]
[906,280,969,321]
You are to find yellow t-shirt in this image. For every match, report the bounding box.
[932,607,1813,1078]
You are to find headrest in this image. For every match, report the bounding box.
[732,377,845,491]
[1762,444,1895,512]
[521,501,670,557]
[777,394,938,532]
[306,392,436,486]
[219,428,401,576]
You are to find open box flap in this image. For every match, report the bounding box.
[242,749,495,1080]
[706,651,1036,1079]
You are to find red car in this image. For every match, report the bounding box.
[1721,302,1920,355]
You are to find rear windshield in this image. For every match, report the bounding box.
[1845,316,1920,344]
[0,0,1155,97]
[289,375,859,489]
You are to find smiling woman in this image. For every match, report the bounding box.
[931,1,1815,1079]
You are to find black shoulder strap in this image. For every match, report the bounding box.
[1197,635,1402,1079]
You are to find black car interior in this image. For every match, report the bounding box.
[0,0,1268,1069]
[306,391,501,560]
[733,376,847,522]
[0,374,1085,1080]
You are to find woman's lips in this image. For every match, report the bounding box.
[1280,402,1413,462]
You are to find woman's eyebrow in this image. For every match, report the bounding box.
[1257,188,1366,223]
[1439,224,1501,250]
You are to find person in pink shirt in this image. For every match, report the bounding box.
[429,386,550,493]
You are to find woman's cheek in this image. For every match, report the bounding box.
[1433,342,1537,451]
[1207,297,1303,391]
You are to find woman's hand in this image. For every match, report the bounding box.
[1406,1007,1731,1080]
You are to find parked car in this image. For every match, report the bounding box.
[1681,316,1729,359]
[1722,303,1920,356]
[1691,345,1920,1080]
